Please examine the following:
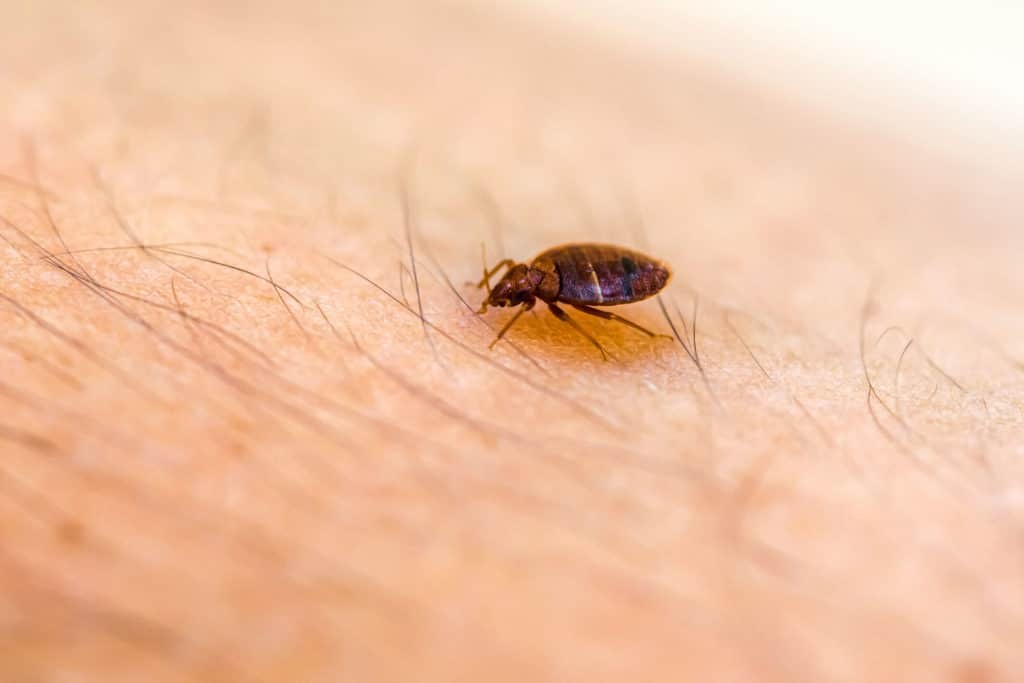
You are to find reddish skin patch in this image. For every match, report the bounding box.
[477,243,672,359]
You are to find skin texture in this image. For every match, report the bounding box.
[1,1,1023,681]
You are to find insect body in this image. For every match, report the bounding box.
[477,243,672,359]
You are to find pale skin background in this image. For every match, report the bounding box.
[1,1,1023,680]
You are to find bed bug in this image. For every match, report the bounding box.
[476,243,672,359]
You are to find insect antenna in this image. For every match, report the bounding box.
[480,242,492,296]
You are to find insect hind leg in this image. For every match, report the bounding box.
[548,302,614,361]
[569,303,672,340]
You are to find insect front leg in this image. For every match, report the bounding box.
[488,299,534,348]
[476,258,516,291]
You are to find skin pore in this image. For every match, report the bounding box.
[1,1,1023,680]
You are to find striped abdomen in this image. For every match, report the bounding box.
[533,243,671,306]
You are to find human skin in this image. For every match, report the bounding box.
[0,1,1022,681]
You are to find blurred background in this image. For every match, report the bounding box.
[516,0,1024,165]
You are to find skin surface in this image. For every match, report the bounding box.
[1,1,1023,681]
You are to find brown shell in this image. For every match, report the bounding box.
[531,243,671,306]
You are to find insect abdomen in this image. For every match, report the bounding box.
[535,243,671,306]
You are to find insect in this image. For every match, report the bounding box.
[476,243,672,359]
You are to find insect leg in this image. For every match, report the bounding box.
[569,303,672,339]
[488,304,530,349]
[548,302,614,361]
[476,258,516,290]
